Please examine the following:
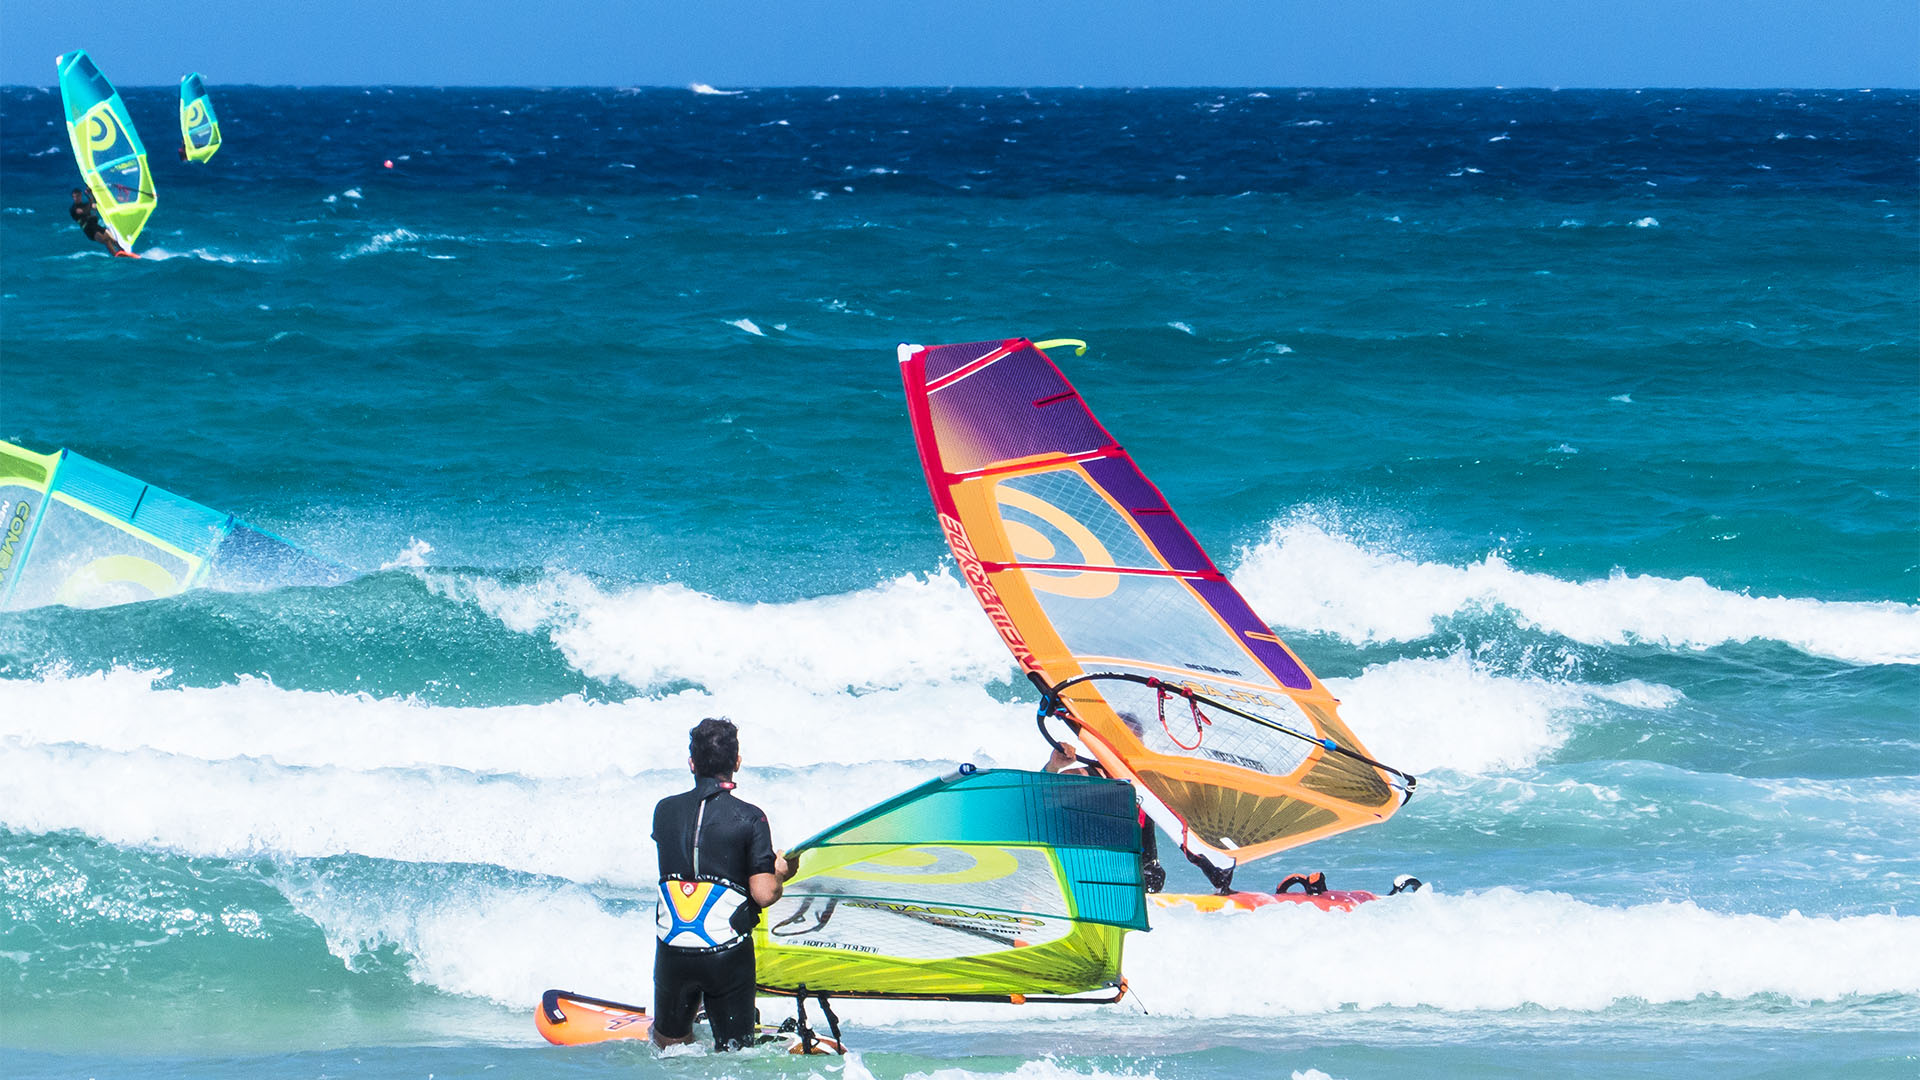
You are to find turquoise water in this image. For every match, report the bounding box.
[1,87,1916,1078]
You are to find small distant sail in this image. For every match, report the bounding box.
[179,72,222,162]
[0,440,349,612]
[899,339,1414,887]
[55,50,155,250]
[755,768,1147,1002]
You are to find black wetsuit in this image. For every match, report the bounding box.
[651,776,776,1050]
[70,198,114,249]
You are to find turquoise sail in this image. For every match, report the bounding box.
[180,72,222,162]
[0,440,349,611]
[754,768,1148,1001]
[56,50,156,249]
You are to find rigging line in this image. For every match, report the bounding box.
[1041,671,1418,801]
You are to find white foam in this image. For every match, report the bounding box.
[454,570,1012,694]
[283,869,1920,1018]
[1167,321,1195,335]
[1132,890,1920,1013]
[1234,520,1920,665]
[344,228,420,257]
[280,869,653,1008]
[0,739,960,886]
[729,317,766,336]
[1327,653,1678,773]
[379,538,434,570]
[0,667,1029,781]
[898,1064,1165,1080]
[689,83,743,96]
[1630,216,1660,228]
[137,247,270,264]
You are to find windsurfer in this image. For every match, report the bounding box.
[1044,738,1166,892]
[68,189,121,254]
[650,717,798,1051]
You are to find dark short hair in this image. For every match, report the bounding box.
[689,717,739,777]
[72,188,84,196]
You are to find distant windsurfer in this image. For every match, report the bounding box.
[650,717,798,1051]
[1045,738,1166,892]
[68,188,122,255]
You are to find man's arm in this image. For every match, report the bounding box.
[748,852,799,908]
[1045,740,1090,776]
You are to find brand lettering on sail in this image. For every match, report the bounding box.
[940,511,1037,668]
[843,898,1045,927]
[0,499,29,574]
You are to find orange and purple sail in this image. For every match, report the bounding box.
[899,338,1413,886]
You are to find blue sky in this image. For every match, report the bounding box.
[4,0,1914,87]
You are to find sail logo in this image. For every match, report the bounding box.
[843,899,1045,927]
[80,103,130,163]
[994,484,1120,600]
[941,511,1037,668]
[0,499,30,574]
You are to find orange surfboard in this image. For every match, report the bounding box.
[535,989,843,1054]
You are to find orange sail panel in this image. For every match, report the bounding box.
[899,338,1410,875]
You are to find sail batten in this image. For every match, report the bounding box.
[900,338,1411,877]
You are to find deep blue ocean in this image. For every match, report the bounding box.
[1,85,1916,1079]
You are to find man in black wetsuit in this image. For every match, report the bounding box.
[651,717,796,1050]
[68,188,120,254]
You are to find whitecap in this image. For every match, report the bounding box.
[1233,519,1920,665]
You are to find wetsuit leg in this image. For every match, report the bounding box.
[1138,810,1165,893]
[652,940,757,1049]
[651,944,705,1041]
[699,942,759,1050]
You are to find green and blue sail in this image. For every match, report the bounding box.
[0,440,348,612]
[180,72,221,162]
[56,50,155,250]
[754,768,1148,1001]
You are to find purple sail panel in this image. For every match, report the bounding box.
[1081,456,1215,576]
[1188,578,1313,690]
[927,346,1113,474]
[919,341,1005,383]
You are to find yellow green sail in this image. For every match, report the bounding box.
[180,72,221,162]
[754,768,1148,1001]
[56,50,155,250]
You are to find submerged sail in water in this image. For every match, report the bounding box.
[179,73,221,162]
[56,50,155,250]
[755,768,1146,1001]
[899,339,1414,885]
[0,440,348,611]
